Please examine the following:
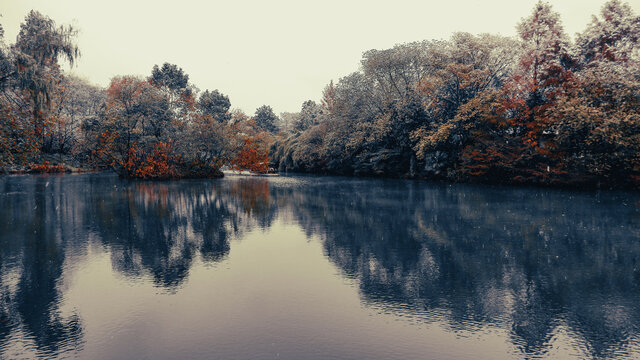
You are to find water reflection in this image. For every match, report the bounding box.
[0,174,639,359]
[85,178,278,288]
[0,176,83,358]
[275,180,640,358]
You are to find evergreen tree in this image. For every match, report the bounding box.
[253,105,278,133]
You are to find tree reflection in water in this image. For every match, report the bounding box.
[0,175,276,358]
[0,174,638,359]
[271,179,640,359]
[0,176,83,359]
[87,179,275,288]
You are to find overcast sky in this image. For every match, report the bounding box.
[2,0,639,114]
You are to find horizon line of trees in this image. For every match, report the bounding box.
[1,0,639,188]
[0,11,280,178]
[271,0,640,189]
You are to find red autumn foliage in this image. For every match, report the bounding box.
[29,161,65,173]
[231,137,270,173]
[92,129,119,167]
[498,2,574,184]
[230,179,270,216]
[93,133,181,179]
[121,141,179,180]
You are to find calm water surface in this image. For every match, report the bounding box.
[0,173,639,359]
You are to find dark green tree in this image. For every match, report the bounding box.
[253,105,278,133]
[198,89,231,122]
[150,63,189,92]
[149,63,194,127]
[295,100,321,132]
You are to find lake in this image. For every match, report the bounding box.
[0,173,639,359]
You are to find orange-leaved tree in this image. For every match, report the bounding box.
[231,137,270,173]
[92,76,179,178]
[504,1,573,184]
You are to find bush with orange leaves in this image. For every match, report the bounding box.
[231,137,270,173]
[92,127,223,180]
[29,161,66,173]
[120,141,178,179]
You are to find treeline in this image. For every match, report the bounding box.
[2,1,639,187]
[271,0,640,189]
[0,11,277,178]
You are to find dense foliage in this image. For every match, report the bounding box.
[1,1,639,187]
[0,12,271,178]
[271,0,640,189]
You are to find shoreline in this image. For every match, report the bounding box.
[4,166,638,192]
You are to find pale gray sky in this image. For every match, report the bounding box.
[2,0,639,114]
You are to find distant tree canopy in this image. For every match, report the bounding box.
[295,100,322,132]
[150,63,189,93]
[199,89,231,123]
[253,105,279,133]
[90,65,273,178]
[271,0,640,188]
[0,10,273,178]
[1,1,639,187]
